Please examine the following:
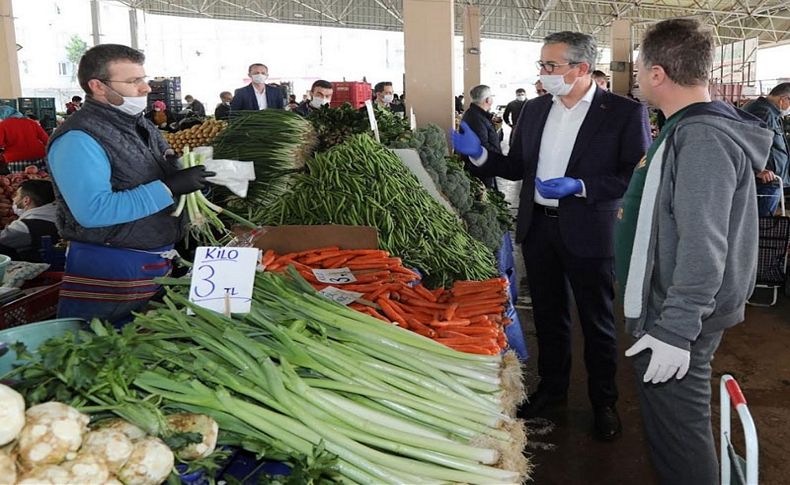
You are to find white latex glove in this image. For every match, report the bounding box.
[625,334,690,384]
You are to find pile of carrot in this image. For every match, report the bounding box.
[262,246,511,355]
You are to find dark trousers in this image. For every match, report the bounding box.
[522,207,618,406]
[632,330,724,485]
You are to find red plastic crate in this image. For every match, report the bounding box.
[0,283,62,330]
[330,81,371,109]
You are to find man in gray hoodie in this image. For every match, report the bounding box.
[615,19,772,485]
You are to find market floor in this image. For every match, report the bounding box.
[498,178,790,485]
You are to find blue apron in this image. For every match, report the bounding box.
[57,241,175,326]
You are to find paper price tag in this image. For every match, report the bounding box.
[364,99,380,143]
[189,246,258,314]
[312,267,357,284]
[319,286,364,306]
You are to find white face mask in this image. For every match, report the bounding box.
[310,96,330,109]
[251,74,268,84]
[112,95,148,116]
[382,94,394,104]
[12,203,25,217]
[516,95,526,101]
[539,74,575,96]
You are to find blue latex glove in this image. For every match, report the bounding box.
[535,177,583,199]
[451,121,484,158]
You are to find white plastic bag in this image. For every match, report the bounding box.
[203,159,256,198]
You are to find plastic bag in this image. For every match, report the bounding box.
[203,159,256,198]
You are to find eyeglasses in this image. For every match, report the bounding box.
[536,61,580,74]
[100,77,149,87]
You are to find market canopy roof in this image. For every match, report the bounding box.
[116,0,790,47]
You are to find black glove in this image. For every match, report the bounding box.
[163,166,216,197]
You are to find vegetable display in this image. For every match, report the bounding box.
[163,119,227,156]
[391,126,514,252]
[256,134,498,287]
[307,103,410,152]
[2,269,530,483]
[212,110,317,214]
[0,382,215,485]
[262,246,511,355]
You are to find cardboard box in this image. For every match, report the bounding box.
[252,225,379,253]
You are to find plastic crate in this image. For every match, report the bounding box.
[0,282,62,331]
[0,98,17,110]
[330,81,371,109]
[0,317,84,376]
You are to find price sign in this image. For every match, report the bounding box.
[189,246,258,314]
[364,99,380,143]
[410,107,417,131]
[319,286,364,306]
[312,268,357,284]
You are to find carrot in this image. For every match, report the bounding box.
[407,318,436,338]
[435,337,490,345]
[437,330,470,339]
[456,297,507,308]
[261,249,277,267]
[400,297,448,310]
[285,246,341,260]
[321,254,356,268]
[447,344,499,355]
[453,326,499,337]
[358,306,390,322]
[377,298,408,327]
[397,286,424,301]
[457,306,505,318]
[428,319,472,328]
[444,303,459,320]
[413,284,437,302]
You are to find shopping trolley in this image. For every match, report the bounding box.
[748,179,790,306]
[720,374,758,485]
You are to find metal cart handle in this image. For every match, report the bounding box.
[721,374,759,485]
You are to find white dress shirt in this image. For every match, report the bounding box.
[534,80,596,207]
[254,86,268,110]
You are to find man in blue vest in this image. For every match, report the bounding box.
[48,44,214,325]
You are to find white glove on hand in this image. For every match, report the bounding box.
[625,334,690,384]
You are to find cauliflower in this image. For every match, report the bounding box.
[166,413,218,460]
[0,383,25,446]
[63,453,110,484]
[117,437,174,485]
[81,428,134,473]
[17,402,89,468]
[94,418,147,442]
[15,464,71,484]
[0,451,17,485]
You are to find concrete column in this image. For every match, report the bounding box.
[403,0,454,137]
[610,19,632,96]
[0,0,21,98]
[462,6,481,110]
[91,0,101,46]
[129,8,138,49]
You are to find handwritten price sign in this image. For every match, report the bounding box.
[189,247,258,314]
[312,268,357,284]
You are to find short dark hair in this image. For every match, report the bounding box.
[71,96,82,102]
[640,19,713,86]
[515,88,526,94]
[77,44,145,95]
[185,95,194,101]
[543,31,597,70]
[18,180,55,207]
[768,82,790,98]
[591,70,607,80]
[311,80,333,92]
[248,63,268,73]
[374,81,392,94]
[219,91,232,99]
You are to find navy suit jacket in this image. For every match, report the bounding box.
[230,83,285,111]
[473,86,651,258]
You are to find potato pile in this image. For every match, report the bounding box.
[0,384,218,485]
[0,166,50,228]
[163,119,228,155]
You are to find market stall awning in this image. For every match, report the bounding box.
[115,0,790,47]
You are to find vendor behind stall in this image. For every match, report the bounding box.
[0,180,59,262]
[47,43,214,326]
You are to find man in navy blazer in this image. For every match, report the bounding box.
[231,63,285,112]
[454,31,651,441]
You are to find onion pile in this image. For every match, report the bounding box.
[0,166,50,228]
[163,119,228,155]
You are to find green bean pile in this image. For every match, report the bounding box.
[256,134,498,288]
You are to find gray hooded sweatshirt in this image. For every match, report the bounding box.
[623,101,773,350]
